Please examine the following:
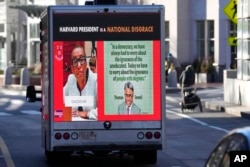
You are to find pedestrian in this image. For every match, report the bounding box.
[179,65,195,97]
[179,65,195,88]
[167,63,177,87]
[167,53,182,81]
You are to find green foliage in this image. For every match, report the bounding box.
[165,59,170,76]
[0,63,41,76]
[12,68,22,76]
[28,63,41,75]
[192,57,214,74]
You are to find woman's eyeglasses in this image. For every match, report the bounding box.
[71,56,86,67]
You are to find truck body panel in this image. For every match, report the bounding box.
[30,4,166,164]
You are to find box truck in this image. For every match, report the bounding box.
[26,4,166,164]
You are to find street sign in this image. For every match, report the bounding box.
[228,36,237,46]
[224,0,237,24]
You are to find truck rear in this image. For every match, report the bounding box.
[27,4,166,164]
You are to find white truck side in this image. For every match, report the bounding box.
[26,4,166,164]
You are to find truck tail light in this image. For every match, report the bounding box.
[154,132,161,139]
[55,132,62,140]
[63,132,70,140]
[145,132,153,139]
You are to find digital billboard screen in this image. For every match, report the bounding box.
[52,12,162,121]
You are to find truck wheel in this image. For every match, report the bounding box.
[45,150,71,163]
[134,150,157,164]
[45,149,58,163]
[92,150,111,156]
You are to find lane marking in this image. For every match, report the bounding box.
[166,110,229,133]
[5,100,25,111]
[0,136,15,167]
[0,110,40,117]
[0,90,26,96]
[20,110,40,115]
[166,104,178,109]
[0,113,12,116]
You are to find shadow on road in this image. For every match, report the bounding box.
[47,152,154,167]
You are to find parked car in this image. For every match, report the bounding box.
[205,126,250,167]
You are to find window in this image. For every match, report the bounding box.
[0,24,4,32]
[208,21,214,57]
[0,37,5,48]
[197,21,205,39]
[197,21,205,57]
[165,21,169,56]
[208,20,214,38]
[229,21,237,68]
[165,21,169,38]
[196,20,214,59]
[22,24,27,41]
[29,23,39,38]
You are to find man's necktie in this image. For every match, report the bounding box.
[127,106,129,114]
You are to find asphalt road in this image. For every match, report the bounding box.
[0,87,249,167]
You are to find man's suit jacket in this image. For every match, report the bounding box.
[118,102,141,114]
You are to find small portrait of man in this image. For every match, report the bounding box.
[118,82,141,115]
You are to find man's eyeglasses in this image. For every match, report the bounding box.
[71,56,86,67]
[124,94,133,98]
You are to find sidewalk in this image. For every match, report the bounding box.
[166,82,250,119]
[1,83,250,119]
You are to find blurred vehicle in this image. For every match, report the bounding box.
[205,126,250,167]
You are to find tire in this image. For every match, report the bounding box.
[45,150,72,164]
[92,150,111,156]
[134,150,157,164]
[45,149,58,163]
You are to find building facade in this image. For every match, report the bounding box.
[144,0,233,82]
[224,0,250,107]
[0,0,236,81]
[0,0,75,70]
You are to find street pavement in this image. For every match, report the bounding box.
[1,83,250,119]
[166,82,250,119]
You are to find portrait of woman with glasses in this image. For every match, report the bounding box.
[63,45,97,120]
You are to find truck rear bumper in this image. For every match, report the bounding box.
[53,144,162,152]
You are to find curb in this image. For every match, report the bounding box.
[0,85,41,91]
[0,85,27,91]
[165,87,218,94]
[2,84,249,119]
[205,101,250,119]
[241,112,250,119]
[166,93,250,120]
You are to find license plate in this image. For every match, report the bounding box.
[78,131,96,140]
